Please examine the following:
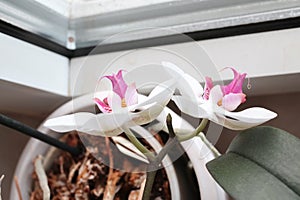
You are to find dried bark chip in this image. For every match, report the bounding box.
[31,133,171,200]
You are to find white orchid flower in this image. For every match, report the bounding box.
[162,61,277,130]
[44,70,176,136]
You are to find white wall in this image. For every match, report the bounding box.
[0,33,69,96]
[201,27,300,77]
[70,27,300,96]
[1,27,299,97]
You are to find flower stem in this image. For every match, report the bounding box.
[122,126,159,200]
[142,114,179,200]
[122,126,157,200]
[155,114,178,163]
[142,170,157,200]
[198,132,221,157]
[122,127,155,161]
[176,118,221,156]
[177,119,209,142]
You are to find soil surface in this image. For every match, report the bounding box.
[30,132,171,200]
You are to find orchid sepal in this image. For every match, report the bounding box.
[161,61,203,100]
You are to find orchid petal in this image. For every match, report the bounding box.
[94,91,110,100]
[94,91,112,113]
[136,94,147,105]
[155,106,195,134]
[222,107,277,123]
[161,61,185,81]
[209,107,277,130]
[199,102,222,123]
[83,112,131,136]
[131,102,164,126]
[44,111,132,136]
[161,61,203,99]
[183,73,204,97]
[203,77,213,100]
[107,91,122,112]
[199,104,277,130]
[125,83,138,106]
[44,112,96,132]
[130,78,176,110]
[172,95,208,118]
[116,69,125,80]
[221,93,246,111]
[94,98,111,113]
[209,85,224,105]
[147,78,176,99]
[219,116,268,130]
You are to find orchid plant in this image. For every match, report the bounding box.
[44,62,277,200]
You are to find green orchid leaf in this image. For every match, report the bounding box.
[206,126,300,200]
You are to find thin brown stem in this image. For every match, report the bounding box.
[14,176,23,200]
[103,138,115,200]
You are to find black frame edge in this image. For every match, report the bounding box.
[1,17,300,58]
[0,20,73,57]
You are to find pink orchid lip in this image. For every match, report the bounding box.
[220,93,247,111]
[203,67,247,111]
[102,70,128,99]
[203,77,213,100]
[94,97,112,113]
[96,70,138,112]
[221,67,247,95]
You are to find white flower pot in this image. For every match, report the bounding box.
[10,94,228,200]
